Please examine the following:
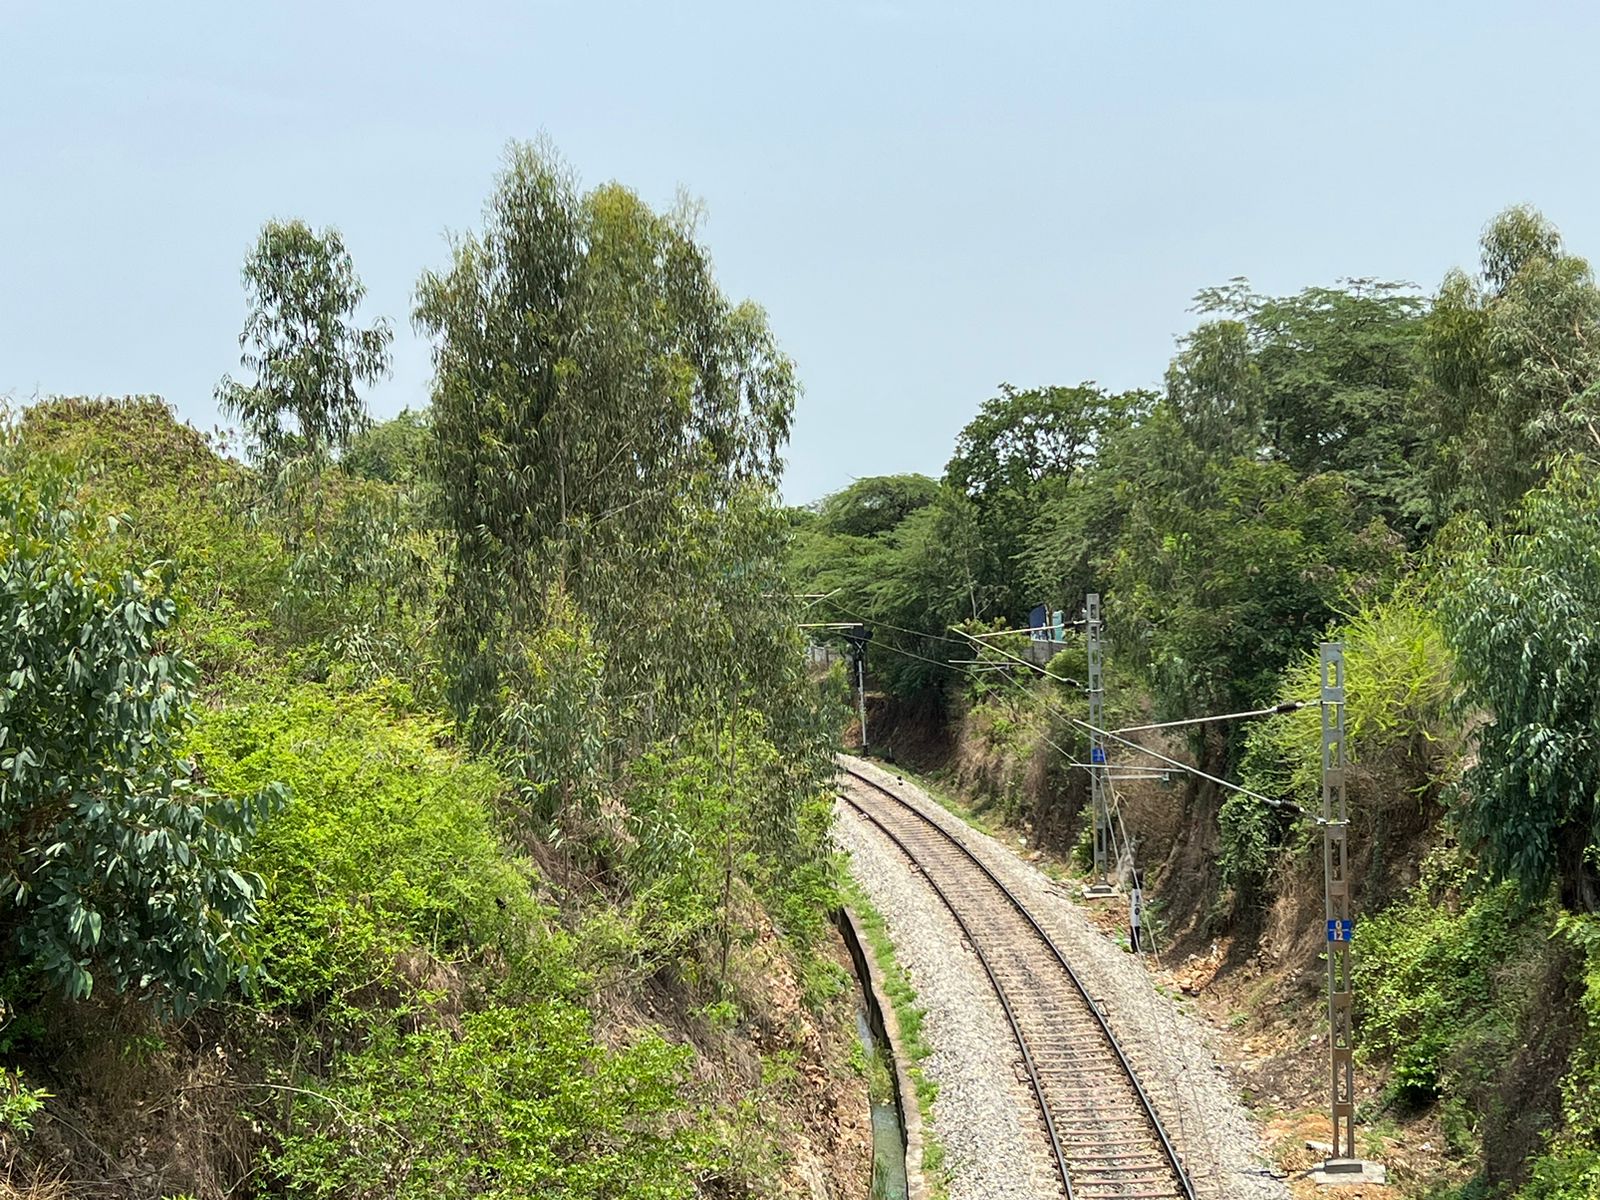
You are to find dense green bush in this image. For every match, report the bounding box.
[1356,849,1531,1116]
[190,686,543,1013]
[268,1001,702,1200]
[1440,463,1600,911]
[1517,915,1600,1200]
[625,718,839,972]
[0,447,281,1011]
[1225,592,1456,900]
[189,686,714,1197]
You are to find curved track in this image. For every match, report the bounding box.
[839,764,1195,1200]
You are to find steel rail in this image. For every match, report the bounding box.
[840,764,1196,1200]
[838,790,1075,1197]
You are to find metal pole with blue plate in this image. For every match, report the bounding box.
[1321,642,1356,1164]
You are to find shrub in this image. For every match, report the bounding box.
[1517,914,1600,1200]
[0,447,280,1012]
[1227,590,1456,899]
[1439,464,1600,909]
[189,687,543,1014]
[1356,847,1531,1114]
[267,1001,701,1200]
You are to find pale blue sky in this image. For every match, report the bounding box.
[4,2,1599,503]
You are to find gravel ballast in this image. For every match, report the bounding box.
[836,755,1289,1200]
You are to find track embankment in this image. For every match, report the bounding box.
[834,754,1289,1200]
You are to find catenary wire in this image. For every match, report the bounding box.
[1110,700,1312,735]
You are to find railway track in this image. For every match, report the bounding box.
[839,764,1195,1200]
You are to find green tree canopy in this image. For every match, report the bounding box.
[1112,454,1401,735]
[1191,278,1430,537]
[416,141,824,843]
[341,407,432,489]
[945,384,1149,620]
[1165,318,1264,462]
[1423,206,1600,519]
[815,473,939,538]
[216,219,392,468]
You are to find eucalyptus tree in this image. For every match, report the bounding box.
[216,219,392,472]
[1423,205,1600,519]
[415,142,818,834]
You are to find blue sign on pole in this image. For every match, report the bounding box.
[1326,918,1353,942]
[1091,746,1106,765]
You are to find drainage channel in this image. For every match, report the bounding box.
[855,993,909,1199]
[836,909,914,1200]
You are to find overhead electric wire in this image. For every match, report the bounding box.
[1092,723,1313,818]
[982,661,1313,820]
[822,603,970,646]
[824,607,1310,821]
[867,637,979,674]
[947,626,1088,690]
[1110,700,1312,736]
[837,628,1247,1181]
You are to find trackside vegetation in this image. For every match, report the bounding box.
[7,136,1600,1198]
[792,207,1600,1198]
[0,142,858,1199]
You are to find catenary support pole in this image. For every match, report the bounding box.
[1087,593,1112,890]
[856,652,869,756]
[844,623,873,757]
[1321,642,1356,1160]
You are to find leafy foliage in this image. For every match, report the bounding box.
[1422,206,1600,520]
[1225,591,1457,898]
[1193,278,1430,538]
[216,219,393,469]
[0,446,281,1011]
[0,1067,48,1133]
[341,407,432,489]
[417,143,799,749]
[1111,456,1400,725]
[268,1001,703,1200]
[188,686,706,1200]
[1441,463,1600,910]
[946,384,1148,619]
[1517,915,1600,1200]
[1356,849,1534,1116]
[190,686,539,1013]
[814,474,940,539]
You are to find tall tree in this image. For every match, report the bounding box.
[415,142,816,822]
[945,384,1145,619]
[814,473,940,539]
[1190,278,1430,538]
[216,220,392,469]
[1111,447,1400,742]
[1164,318,1264,463]
[1422,205,1600,519]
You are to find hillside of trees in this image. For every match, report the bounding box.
[790,207,1600,1199]
[6,126,1600,1200]
[0,144,866,1199]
